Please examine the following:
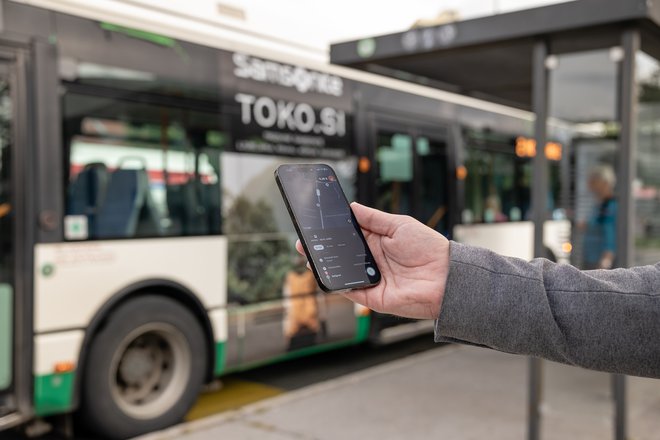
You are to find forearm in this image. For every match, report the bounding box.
[435,241,660,378]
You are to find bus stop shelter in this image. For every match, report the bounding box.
[331,0,660,439]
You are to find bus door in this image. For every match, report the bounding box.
[0,43,31,429]
[372,116,453,236]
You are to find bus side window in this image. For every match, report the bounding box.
[463,139,562,225]
[63,94,224,240]
[464,146,531,223]
[67,162,109,236]
[376,132,413,215]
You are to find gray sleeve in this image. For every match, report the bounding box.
[435,241,660,378]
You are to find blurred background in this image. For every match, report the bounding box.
[0,0,659,439]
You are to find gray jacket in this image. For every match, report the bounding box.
[434,241,660,378]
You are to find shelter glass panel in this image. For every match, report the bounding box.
[634,51,660,266]
[548,48,620,269]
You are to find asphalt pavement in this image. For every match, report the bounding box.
[137,345,660,440]
[1,335,438,440]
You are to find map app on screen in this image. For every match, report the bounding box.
[276,164,381,291]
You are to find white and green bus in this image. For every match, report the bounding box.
[0,1,573,438]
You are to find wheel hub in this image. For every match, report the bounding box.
[119,345,157,385]
[109,323,191,419]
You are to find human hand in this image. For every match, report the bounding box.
[296,202,449,320]
[599,251,615,269]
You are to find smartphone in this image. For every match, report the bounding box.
[275,163,381,292]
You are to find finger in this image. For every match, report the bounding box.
[351,202,401,237]
[306,261,311,271]
[295,239,305,255]
[341,289,369,309]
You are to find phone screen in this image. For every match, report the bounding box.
[275,164,381,292]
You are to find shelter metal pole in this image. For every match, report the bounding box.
[528,39,549,440]
[617,30,639,275]
[527,357,543,440]
[611,27,640,440]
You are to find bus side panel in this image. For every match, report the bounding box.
[32,236,228,413]
[34,236,227,332]
[453,220,571,262]
[33,330,83,416]
[454,222,535,260]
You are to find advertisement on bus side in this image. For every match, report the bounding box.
[219,51,354,159]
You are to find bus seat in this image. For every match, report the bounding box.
[203,183,221,234]
[186,182,208,235]
[96,169,146,238]
[166,181,207,235]
[165,183,185,235]
[136,170,164,237]
[67,162,109,236]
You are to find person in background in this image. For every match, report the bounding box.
[583,165,617,269]
[484,193,508,223]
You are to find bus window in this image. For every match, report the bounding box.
[0,68,12,393]
[0,75,10,284]
[376,132,413,215]
[464,148,530,223]
[462,133,562,225]
[63,94,224,240]
[418,136,449,234]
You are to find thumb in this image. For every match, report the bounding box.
[350,202,400,237]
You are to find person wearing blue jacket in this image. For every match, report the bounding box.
[583,165,617,269]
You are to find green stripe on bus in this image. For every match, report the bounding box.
[34,371,75,416]
[214,341,227,376]
[218,315,372,375]
[99,22,176,48]
[355,315,371,343]
[222,339,359,375]
[0,284,12,390]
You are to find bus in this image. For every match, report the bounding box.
[0,0,571,438]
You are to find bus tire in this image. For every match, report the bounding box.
[79,295,207,439]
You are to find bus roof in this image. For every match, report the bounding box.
[9,0,536,122]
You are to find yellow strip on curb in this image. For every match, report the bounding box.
[185,378,284,422]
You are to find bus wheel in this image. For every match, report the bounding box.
[80,295,207,439]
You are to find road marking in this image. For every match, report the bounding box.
[185,378,284,422]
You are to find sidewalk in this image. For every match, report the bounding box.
[138,345,660,440]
